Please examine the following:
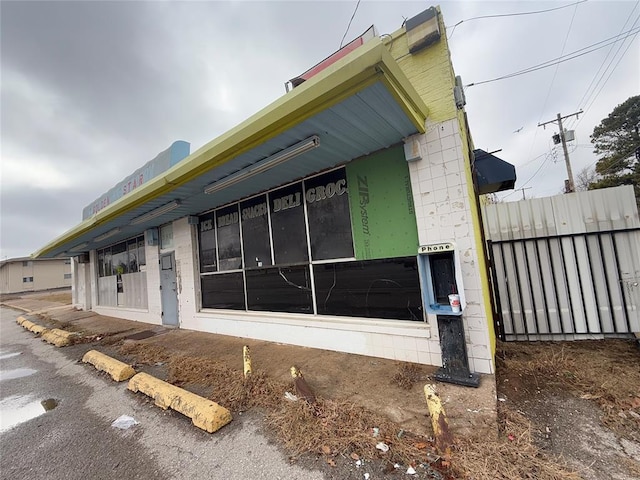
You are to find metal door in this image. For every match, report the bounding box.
[160,253,179,326]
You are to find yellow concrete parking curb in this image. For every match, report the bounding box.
[19,317,48,335]
[82,350,136,382]
[21,320,36,331]
[30,324,48,335]
[21,319,47,335]
[41,328,75,347]
[127,372,232,433]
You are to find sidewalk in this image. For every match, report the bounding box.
[1,293,497,439]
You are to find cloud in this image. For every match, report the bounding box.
[1,1,638,258]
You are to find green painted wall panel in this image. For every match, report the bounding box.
[346,145,418,260]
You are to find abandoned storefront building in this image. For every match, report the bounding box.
[34,6,516,380]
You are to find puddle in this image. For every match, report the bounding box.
[0,368,37,381]
[0,395,59,433]
[41,398,58,411]
[0,352,22,360]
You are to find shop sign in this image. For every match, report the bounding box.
[419,242,455,254]
[82,141,190,220]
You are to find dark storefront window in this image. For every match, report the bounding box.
[314,257,422,321]
[201,273,245,310]
[270,182,308,265]
[241,195,272,269]
[246,265,313,313]
[199,212,217,273]
[217,204,242,271]
[305,169,354,260]
[197,167,423,321]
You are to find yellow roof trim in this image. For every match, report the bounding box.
[33,39,429,258]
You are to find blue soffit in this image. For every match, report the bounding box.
[41,81,422,258]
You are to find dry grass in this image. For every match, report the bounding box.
[391,362,423,390]
[119,342,171,365]
[117,340,635,479]
[497,340,640,442]
[451,406,581,480]
[35,313,73,331]
[36,292,72,304]
[266,397,434,466]
[118,342,444,470]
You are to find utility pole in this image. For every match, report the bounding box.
[516,187,532,200]
[538,110,582,193]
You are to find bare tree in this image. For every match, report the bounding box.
[575,165,599,191]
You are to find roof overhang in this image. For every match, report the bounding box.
[33,39,429,258]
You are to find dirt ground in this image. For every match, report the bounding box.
[2,290,639,479]
[495,340,640,480]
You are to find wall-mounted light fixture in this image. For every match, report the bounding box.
[93,227,122,243]
[204,135,320,195]
[130,200,181,225]
[69,242,89,252]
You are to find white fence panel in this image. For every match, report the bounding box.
[484,186,640,340]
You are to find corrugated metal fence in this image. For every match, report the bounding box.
[483,186,640,341]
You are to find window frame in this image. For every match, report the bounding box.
[96,234,145,278]
[196,166,423,321]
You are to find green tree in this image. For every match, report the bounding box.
[589,95,640,207]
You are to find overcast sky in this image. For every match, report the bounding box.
[1,0,638,259]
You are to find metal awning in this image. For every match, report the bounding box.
[33,39,430,258]
[473,149,517,195]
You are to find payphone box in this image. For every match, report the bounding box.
[417,242,465,315]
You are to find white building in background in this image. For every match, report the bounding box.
[0,257,71,294]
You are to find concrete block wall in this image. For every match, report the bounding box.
[189,309,434,365]
[406,118,494,374]
[172,217,200,325]
[72,259,92,310]
[71,257,79,306]
[143,229,162,323]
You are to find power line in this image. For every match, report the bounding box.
[466,26,640,87]
[572,15,640,130]
[339,0,362,49]
[585,30,640,113]
[520,150,551,168]
[500,151,556,199]
[566,2,639,129]
[537,1,580,127]
[447,0,588,39]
